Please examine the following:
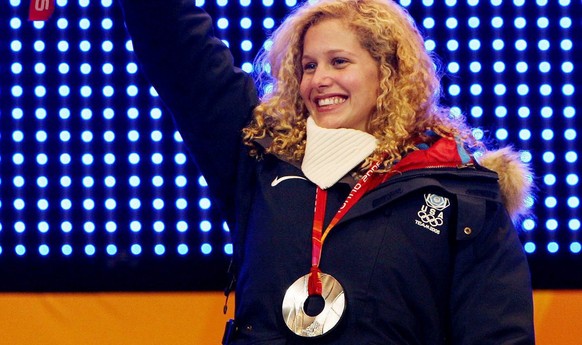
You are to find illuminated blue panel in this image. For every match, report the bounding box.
[15,245,26,256]
[106,245,118,256]
[85,245,96,256]
[154,244,165,256]
[263,18,275,29]
[128,244,141,256]
[199,198,211,210]
[177,244,189,255]
[224,244,233,255]
[201,243,212,255]
[200,221,212,232]
[524,242,536,254]
[0,0,578,292]
[154,221,165,233]
[177,221,188,232]
[547,242,559,254]
[62,245,73,256]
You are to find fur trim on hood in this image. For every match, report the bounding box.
[477,147,534,224]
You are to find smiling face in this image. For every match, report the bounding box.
[299,19,380,132]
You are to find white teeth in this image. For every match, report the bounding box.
[317,96,346,106]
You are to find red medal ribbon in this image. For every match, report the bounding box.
[308,158,386,296]
[28,0,55,21]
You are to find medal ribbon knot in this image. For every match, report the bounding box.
[308,266,323,296]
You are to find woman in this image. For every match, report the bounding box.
[119,0,535,343]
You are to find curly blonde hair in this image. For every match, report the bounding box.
[242,0,478,172]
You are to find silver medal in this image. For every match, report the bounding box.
[282,273,346,337]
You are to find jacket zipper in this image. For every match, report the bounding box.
[381,163,497,187]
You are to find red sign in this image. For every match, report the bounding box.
[29,0,55,21]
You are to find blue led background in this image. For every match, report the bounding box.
[0,0,580,291]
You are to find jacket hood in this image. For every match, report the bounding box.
[477,147,534,223]
[387,138,534,224]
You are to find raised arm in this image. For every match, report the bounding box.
[118,0,259,221]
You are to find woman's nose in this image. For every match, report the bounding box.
[312,66,333,88]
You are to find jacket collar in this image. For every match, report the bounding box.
[257,135,473,186]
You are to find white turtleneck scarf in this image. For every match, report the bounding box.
[301,117,378,190]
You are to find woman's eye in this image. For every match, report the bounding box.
[332,58,348,66]
[303,62,316,71]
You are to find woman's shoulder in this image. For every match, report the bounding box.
[476,147,534,223]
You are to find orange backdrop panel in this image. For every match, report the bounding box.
[0,290,580,344]
[0,292,232,345]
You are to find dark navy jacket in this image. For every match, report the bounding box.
[119,1,535,344]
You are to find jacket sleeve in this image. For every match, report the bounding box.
[117,0,259,223]
[450,201,535,344]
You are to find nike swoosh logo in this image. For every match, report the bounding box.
[271,175,308,187]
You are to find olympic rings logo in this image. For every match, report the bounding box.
[417,205,444,227]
